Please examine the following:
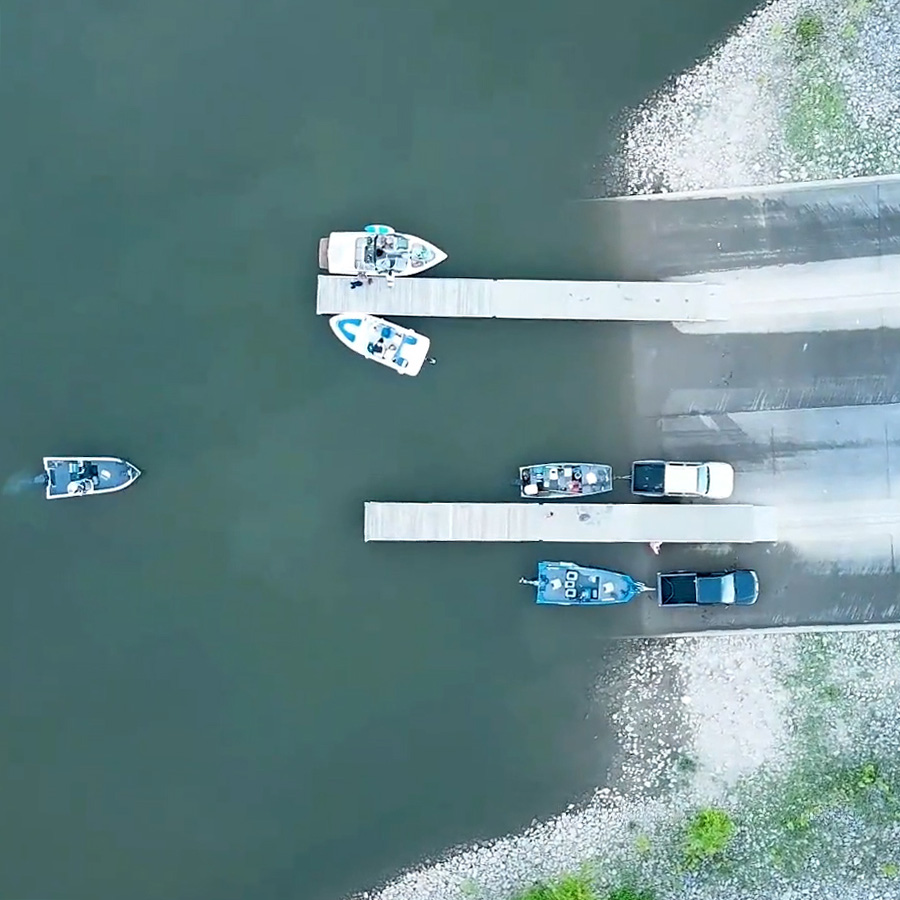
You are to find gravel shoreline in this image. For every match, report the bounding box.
[359,632,900,900]
[614,0,900,194]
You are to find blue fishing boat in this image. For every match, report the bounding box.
[41,456,141,500]
[519,561,650,606]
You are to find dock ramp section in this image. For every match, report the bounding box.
[363,502,778,543]
[317,276,724,321]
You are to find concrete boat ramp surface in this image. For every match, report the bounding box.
[585,173,900,279]
[365,324,900,638]
[616,322,900,638]
[356,174,900,638]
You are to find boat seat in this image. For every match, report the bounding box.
[591,589,599,599]
[565,587,577,600]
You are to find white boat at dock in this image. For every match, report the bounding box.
[318,224,446,285]
[329,313,433,376]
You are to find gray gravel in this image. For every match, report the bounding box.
[358,633,900,900]
[617,0,900,193]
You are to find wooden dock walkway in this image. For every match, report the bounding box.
[317,275,726,321]
[363,502,778,543]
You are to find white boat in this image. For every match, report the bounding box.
[318,224,447,284]
[41,456,141,499]
[329,313,433,376]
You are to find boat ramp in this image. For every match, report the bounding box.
[363,502,778,544]
[585,173,900,279]
[317,275,725,321]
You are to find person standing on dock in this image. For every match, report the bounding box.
[649,541,662,555]
[350,271,373,290]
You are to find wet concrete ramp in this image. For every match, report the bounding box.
[587,175,900,279]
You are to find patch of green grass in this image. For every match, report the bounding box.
[788,76,849,140]
[683,808,735,869]
[794,11,825,51]
[819,682,843,703]
[738,758,900,876]
[633,834,652,856]
[839,21,859,44]
[846,0,872,21]
[605,888,655,900]
[513,874,595,900]
[881,862,900,878]
[782,11,861,171]
[673,752,698,775]
[460,878,482,899]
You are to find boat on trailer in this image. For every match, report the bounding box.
[41,456,141,499]
[519,463,613,498]
[318,224,447,284]
[329,313,433,376]
[520,561,650,606]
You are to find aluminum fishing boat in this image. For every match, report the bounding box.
[318,224,447,284]
[41,456,141,499]
[520,561,650,606]
[518,463,613,498]
[329,313,433,376]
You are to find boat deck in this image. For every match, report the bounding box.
[316,275,725,321]
[363,502,778,543]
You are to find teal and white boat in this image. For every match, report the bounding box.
[318,224,447,284]
[329,313,434,376]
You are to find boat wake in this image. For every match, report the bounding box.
[2,471,46,496]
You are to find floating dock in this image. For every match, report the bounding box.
[317,275,725,321]
[363,502,778,543]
